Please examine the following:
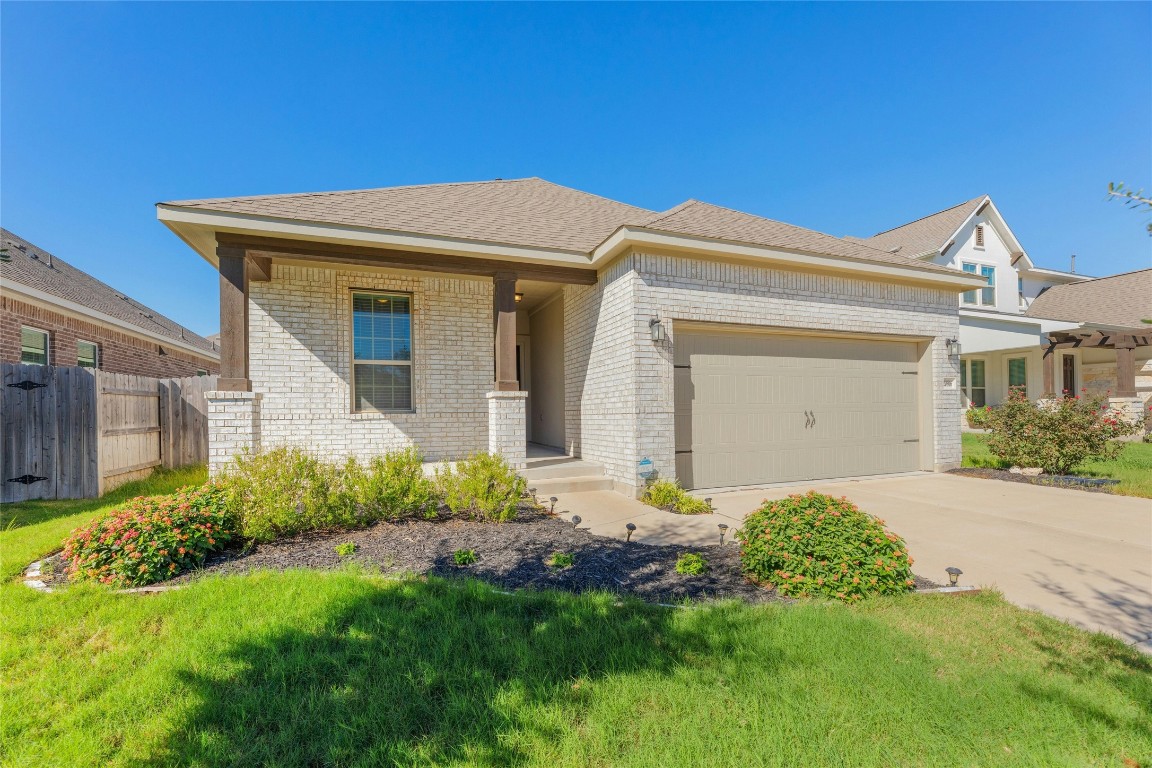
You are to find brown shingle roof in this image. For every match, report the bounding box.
[165,179,962,276]
[847,196,987,257]
[167,177,657,254]
[1024,269,1152,330]
[0,229,218,356]
[634,200,958,274]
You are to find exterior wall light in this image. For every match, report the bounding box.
[514,292,524,303]
[946,339,962,357]
[649,317,666,342]
[945,566,963,587]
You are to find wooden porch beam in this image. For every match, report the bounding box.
[215,233,597,285]
[247,255,272,282]
[493,272,518,391]
[216,245,251,391]
[1042,344,1056,397]
[1115,342,1138,398]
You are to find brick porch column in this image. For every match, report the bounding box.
[205,391,262,477]
[487,390,527,469]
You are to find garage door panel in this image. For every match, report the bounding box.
[675,330,922,489]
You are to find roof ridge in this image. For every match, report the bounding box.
[865,195,987,239]
[162,177,544,207]
[635,199,701,228]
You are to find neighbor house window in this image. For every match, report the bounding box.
[77,340,99,369]
[974,224,985,248]
[962,359,986,407]
[351,292,412,411]
[1007,357,1027,395]
[961,263,996,306]
[20,327,49,365]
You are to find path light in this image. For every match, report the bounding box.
[718,523,729,545]
[528,487,538,503]
[705,497,714,512]
[570,514,582,530]
[946,566,963,587]
[549,497,558,514]
[625,522,637,542]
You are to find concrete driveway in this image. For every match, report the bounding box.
[709,474,1152,650]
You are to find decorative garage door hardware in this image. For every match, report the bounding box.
[7,475,48,485]
[6,380,47,390]
[804,410,817,428]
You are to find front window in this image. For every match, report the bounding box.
[1007,357,1027,395]
[351,292,412,412]
[77,340,99,369]
[962,263,996,306]
[20,327,49,365]
[962,359,986,407]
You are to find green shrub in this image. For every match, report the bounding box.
[641,478,712,515]
[453,548,478,566]
[220,447,358,542]
[435,453,526,522]
[62,485,233,587]
[985,389,1141,474]
[735,491,914,602]
[334,542,356,557]
[350,447,438,520]
[548,552,575,569]
[675,552,708,576]
[965,405,993,429]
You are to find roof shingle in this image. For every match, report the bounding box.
[1,229,218,356]
[1024,269,1152,330]
[847,196,987,257]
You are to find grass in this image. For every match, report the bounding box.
[2,471,1151,766]
[963,432,1152,498]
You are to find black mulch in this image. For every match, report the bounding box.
[37,504,942,602]
[948,467,1120,493]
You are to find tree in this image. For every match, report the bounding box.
[1106,182,1152,235]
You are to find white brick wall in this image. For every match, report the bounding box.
[245,264,493,463]
[487,391,528,468]
[565,251,963,493]
[205,391,262,477]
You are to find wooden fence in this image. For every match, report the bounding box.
[1,363,217,503]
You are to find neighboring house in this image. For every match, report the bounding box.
[157,178,986,494]
[850,197,1150,417]
[1,229,220,378]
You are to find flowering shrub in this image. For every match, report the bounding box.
[965,405,993,429]
[735,491,915,602]
[62,485,233,588]
[641,479,712,515]
[985,389,1141,474]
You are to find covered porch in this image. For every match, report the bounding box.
[1041,326,1152,430]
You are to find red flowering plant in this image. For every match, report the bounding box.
[985,388,1140,474]
[735,491,915,602]
[61,485,234,588]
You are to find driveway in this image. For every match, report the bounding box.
[709,474,1152,651]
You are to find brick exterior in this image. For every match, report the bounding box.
[1,296,218,378]
[487,391,528,468]
[206,391,262,476]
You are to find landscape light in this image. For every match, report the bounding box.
[625,522,637,542]
[945,567,963,587]
[571,515,582,529]
[718,522,729,545]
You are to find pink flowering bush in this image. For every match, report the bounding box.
[62,485,234,588]
[735,491,915,602]
[965,405,993,429]
[985,388,1140,474]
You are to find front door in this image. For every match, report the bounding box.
[1061,354,1076,396]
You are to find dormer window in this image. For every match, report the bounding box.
[974,224,985,248]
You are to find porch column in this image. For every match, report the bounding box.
[1115,342,1137,398]
[488,271,526,468]
[1042,344,1056,397]
[217,245,251,392]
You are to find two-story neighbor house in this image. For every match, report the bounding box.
[851,197,1150,422]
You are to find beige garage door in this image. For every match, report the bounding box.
[674,330,921,489]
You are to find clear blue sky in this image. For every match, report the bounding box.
[3,2,1149,336]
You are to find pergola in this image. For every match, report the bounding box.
[1042,328,1151,398]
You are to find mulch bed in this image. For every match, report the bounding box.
[36,504,941,602]
[948,467,1120,493]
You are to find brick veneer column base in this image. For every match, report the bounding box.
[487,391,527,469]
[205,391,262,477]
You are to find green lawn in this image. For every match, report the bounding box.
[962,432,1152,498]
[2,472,1151,767]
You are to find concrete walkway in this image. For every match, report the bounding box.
[554,474,1152,650]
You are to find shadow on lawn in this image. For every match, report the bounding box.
[153,577,768,767]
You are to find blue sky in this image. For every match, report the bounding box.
[2,2,1149,336]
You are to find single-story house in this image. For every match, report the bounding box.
[1,228,220,377]
[157,178,986,494]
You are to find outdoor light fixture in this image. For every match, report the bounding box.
[625,522,637,542]
[704,497,713,510]
[649,317,666,342]
[549,497,558,514]
[571,514,582,529]
[946,339,962,357]
[718,522,729,545]
[528,487,537,503]
[945,566,963,587]
[514,292,524,303]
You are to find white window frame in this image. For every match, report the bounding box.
[1006,355,1028,398]
[20,326,50,366]
[349,290,414,414]
[76,339,99,369]
[961,262,996,307]
[961,357,988,408]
